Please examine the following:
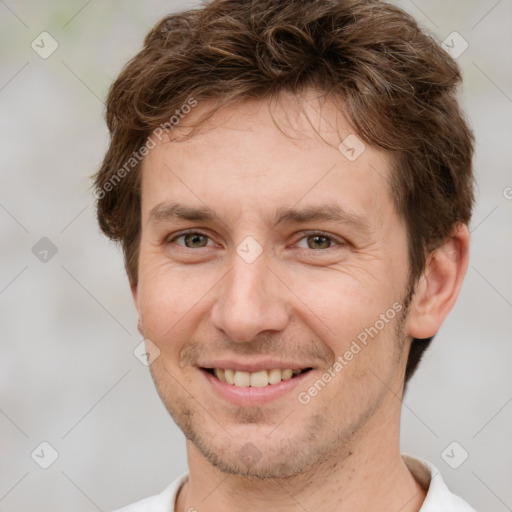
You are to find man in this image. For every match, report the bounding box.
[93,0,477,510]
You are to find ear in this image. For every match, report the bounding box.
[406,224,470,339]
[130,280,144,336]
[130,279,138,308]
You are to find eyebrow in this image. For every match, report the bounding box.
[147,201,372,232]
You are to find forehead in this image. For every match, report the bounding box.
[139,92,396,229]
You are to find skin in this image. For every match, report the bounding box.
[131,91,469,512]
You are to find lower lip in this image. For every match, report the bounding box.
[201,369,311,406]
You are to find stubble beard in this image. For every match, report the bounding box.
[151,291,412,479]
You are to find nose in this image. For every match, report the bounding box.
[210,250,290,343]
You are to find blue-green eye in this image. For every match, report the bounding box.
[295,233,339,250]
[168,230,343,251]
[171,231,212,248]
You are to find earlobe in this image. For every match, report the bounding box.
[130,281,144,335]
[130,280,139,307]
[406,224,470,339]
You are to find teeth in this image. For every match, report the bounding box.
[250,370,269,388]
[213,368,226,382]
[268,368,282,385]
[234,371,250,387]
[224,369,235,385]
[281,369,293,380]
[211,368,304,387]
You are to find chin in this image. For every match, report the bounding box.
[178,408,345,480]
[192,435,314,479]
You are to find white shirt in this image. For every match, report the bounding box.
[112,454,477,512]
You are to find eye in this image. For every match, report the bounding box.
[166,230,344,251]
[169,230,214,248]
[295,232,342,250]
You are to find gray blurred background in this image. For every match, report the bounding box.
[0,1,511,511]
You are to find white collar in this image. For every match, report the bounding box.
[113,454,477,511]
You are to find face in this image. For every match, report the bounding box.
[133,92,414,478]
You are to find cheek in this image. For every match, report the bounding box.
[136,256,223,354]
[292,268,400,339]
[137,262,195,340]
[290,269,407,387]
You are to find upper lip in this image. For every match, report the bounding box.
[199,360,314,372]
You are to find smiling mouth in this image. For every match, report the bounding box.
[202,367,313,387]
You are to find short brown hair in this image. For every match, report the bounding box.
[92,0,475,383]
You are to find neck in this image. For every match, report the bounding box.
[176,408,426,512]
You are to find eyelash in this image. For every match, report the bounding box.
[167,229,345,251]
